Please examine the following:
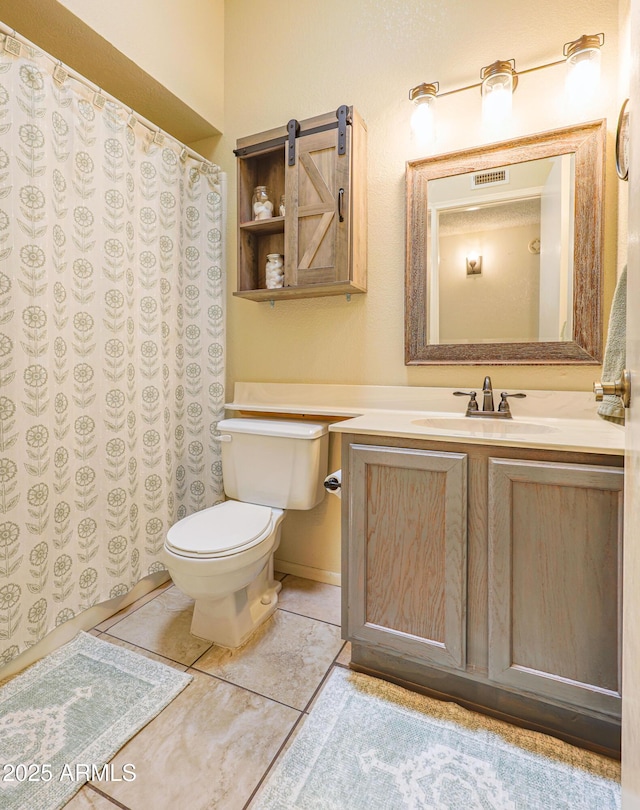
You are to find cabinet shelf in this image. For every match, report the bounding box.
[232,279,366,302]
[239,216,285,235]
[235,107,367,302]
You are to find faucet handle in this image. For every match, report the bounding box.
[453,391,479,412]
[498,392,526,414]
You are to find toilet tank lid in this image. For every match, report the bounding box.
[217,418,328,439]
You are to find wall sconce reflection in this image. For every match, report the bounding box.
[466,253,483,275]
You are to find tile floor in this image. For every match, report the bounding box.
[63,574,350,810]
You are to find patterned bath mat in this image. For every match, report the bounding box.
[254,667,620,809]
[0,631,192,810]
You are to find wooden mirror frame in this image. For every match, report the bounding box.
[405,120,606,365]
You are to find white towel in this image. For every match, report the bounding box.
[598,266,626,425]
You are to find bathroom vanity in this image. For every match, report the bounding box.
[227,382,624,757]
[335,422,623,758]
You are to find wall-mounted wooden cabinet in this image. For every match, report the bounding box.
[342,433,624,757]
[234,106,367,301]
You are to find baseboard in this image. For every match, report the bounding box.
[0,571,170,681]
[273,559,341,586]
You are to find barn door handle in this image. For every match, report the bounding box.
[338,188,344,222]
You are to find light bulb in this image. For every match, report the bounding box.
[480,61,516,132]
[566,47,601,105]
[564,34,603,107]
[409,83,438,148]
[482,82,512,126]
[411,98,436,144]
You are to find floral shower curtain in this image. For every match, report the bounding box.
[0,33,225,664]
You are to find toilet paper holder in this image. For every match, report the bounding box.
[324,476,341,492]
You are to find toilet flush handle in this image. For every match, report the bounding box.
[213,433,232,442]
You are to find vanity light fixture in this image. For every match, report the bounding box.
[564,33,604,105]
[409,33,605,135]
[481,60,517,128]
[466,253,482,275]
[409,82,438,144]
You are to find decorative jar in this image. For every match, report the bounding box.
[252,185,273,220]
[265,253,284,289]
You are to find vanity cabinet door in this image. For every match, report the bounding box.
[488,458,623,716]
[346,444,467,670]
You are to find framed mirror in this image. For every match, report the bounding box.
[405,120,606,365]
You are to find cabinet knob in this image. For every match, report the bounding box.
[593,369,631,408]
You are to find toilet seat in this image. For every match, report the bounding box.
[165,501,274,559]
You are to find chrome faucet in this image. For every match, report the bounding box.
[453,377,526,419]
[482,376,494,412]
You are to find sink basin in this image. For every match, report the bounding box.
[411,417,559,435]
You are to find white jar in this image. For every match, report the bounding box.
[265,253,284,289]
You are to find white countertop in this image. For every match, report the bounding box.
[327,410,624,455]
[227,382,625,455]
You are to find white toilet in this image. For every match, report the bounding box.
[163,418,329,648]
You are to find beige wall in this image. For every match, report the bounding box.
[58,0,224,132]
[213,0,621,398]
[0,0,224,141]
[439,224,541,344]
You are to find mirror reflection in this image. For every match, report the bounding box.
[405,120,605,365]
[428,155,575,345]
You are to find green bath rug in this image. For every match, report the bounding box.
[0,631,192,810]
[255,667,620,809]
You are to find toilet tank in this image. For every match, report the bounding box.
[217,418,329,509]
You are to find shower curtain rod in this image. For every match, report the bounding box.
[0,21,219,171]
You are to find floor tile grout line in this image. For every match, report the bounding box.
[99,629,210,670]
[189,637,219,669]
[242,660,347,808]
[300,660,341,715]
[187,664,307,713]
[93,582,174,633]
[241,710,307,810]
[84,781,132,810]
[277,605,341,627]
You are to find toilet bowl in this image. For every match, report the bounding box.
[164,501,286,648]
[162,418,328,648]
